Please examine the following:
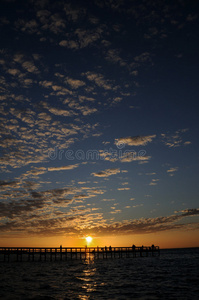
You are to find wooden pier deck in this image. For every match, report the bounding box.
[0,246,160,262]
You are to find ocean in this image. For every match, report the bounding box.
[0,248,198,300]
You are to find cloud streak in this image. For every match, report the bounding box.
[115,135,156,146]
[92,168,120,177]
[48,164,79,171]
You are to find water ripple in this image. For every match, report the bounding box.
[0,248,198,299]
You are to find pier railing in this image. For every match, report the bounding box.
[0,246,160,262]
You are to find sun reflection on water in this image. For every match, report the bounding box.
[77,255,97,299]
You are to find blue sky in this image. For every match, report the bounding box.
[0,0,199,245]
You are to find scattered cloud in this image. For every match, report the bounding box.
[84,71,113,90]
[82,208,199,236]
[105,48,128,69]
[0,0,197,242]
[99,149,151,164]
[161,129,191,148]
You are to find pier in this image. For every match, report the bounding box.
[0,246,160,262]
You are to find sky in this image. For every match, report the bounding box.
[0,0,199,249]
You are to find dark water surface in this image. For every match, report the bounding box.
[0,248,199,299]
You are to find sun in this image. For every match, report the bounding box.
[85,236,93,244]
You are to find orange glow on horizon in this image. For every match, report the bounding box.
[0,229,199,249]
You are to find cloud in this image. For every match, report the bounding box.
[161,129,190,148]
[40,101,74,117]
[110,209,121,214]
[149,179,159,186]
[7,68,20,76]
[99,150,150,163]
[186,14,198,22]
[115,135,156,146]
[120,152,151,163]
[0,180,108,236]
[112,97,123,105]
[167,167,178,173]
[63,3,86,22]
[22,61,39,74]
[146,172,156,175]
[59,40,79,49]
[74,27,103,48]
[0,180,21,191]
[15,18,39,34]
[177,208,199,217]
[1,176,198,237]
[39,81,72,95]
[132,204,143,208]
[66,78,85,89]
[134,52,151,63]
[84,208,199,236]
[48,164,79,171]
[105,48,128,68]
[39,80,53,88]
[80,106,98,115]
[66,99,98,116]
[92,168,120,177]
[101,198,115,202]
[84,71,113,90]
[78,95,95,102]
[48,107,74,117]
[184,141,191,146]
[0,0,197,241]
[21,167,47,179]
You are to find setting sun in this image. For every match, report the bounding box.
[85,236,93,244]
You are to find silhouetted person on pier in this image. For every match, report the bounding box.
[60,245,62,252]
[105,246,107,251]
[109,246,112,251]
[132,244,136,252]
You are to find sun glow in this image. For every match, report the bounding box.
[85,236,93,244]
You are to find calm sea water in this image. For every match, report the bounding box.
[0,248,198,300]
